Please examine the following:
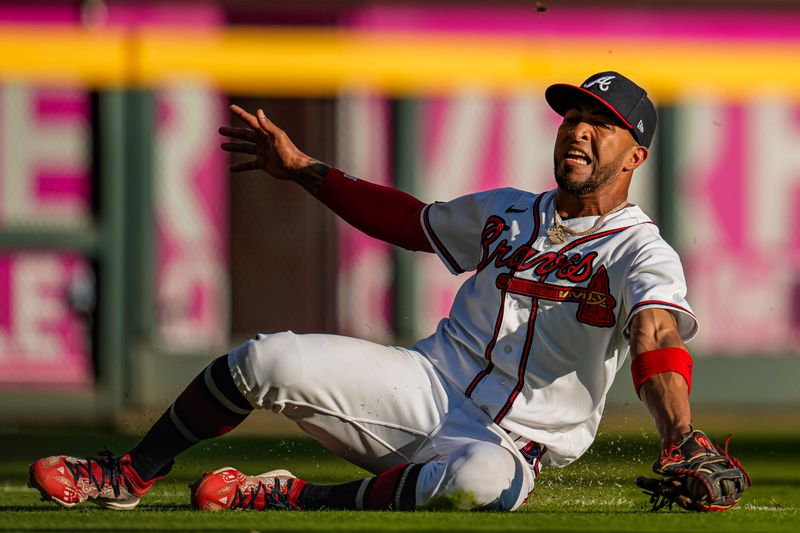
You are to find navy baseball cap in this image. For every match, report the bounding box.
[545,71,657,148]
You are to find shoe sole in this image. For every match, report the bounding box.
[28,480,78,509]
[257,468,295,479]
[204,466,294,477]
[94,498,141,511]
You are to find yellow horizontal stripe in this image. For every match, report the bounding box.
[0,26,129,87]
[138,29,800,101]
[2,25,800,101]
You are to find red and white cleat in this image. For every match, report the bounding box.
[189,467,303,511]
[28,452,157,510]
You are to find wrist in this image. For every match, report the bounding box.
[291,160,332,196]
[291,154,314,172]
[661,425,692,448]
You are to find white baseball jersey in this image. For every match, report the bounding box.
[414,188,698,467]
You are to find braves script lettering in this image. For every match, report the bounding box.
[477,216,596,282]
[478,216,616,327]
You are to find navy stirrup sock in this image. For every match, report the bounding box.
[128,355,253,481]
[297,463,423,510]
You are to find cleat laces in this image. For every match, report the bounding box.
[234,477,297,510]
[65,450,128,498]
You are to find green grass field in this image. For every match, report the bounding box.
[1,417,798,532]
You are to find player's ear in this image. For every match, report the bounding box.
[624,145,648,172]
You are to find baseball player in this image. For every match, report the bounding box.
[29,72,748,513]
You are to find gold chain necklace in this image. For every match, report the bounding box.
[546,198,629,244]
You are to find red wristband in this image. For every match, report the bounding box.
[631,347,693,397]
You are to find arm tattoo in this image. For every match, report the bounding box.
[295,160,331,196]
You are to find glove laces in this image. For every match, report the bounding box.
[721,434,752,486]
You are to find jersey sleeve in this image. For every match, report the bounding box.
[421,189,499,274]
[622,239,699,342]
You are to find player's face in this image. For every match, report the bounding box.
[553,104,637,197]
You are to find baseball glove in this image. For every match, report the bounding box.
[635,429,750,512]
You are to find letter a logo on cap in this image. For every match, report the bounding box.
[583,75,616,91]
[637,120,645,133]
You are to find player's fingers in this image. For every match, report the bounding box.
[218,126,257,141]
[229,105,266,134]
[228,160,260,173]
[256,109,280,135]
[221,142,257,154]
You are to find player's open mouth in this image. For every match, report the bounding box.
[564,149,591,166]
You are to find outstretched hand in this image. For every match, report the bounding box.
[219,105,310,181]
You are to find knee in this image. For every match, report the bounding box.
[451,446,517,510]
[422,445,519,511]
[228,331,303,407]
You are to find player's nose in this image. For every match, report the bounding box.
[569,121,592,141]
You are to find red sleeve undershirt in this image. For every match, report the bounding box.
[317,168,434,253]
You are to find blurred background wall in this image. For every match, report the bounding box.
[0,0,798,427]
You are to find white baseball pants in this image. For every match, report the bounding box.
[227,331,537,511]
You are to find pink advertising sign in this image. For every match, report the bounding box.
[0,253,92,386]
[335,96,394,342]
[0,87,92,228]
[154,87,229,352]
[128,3,230,353]
[0,1,228,386]
[0,86,93,387]
[676,101,800,355]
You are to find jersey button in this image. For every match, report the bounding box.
[504,345,512,354]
